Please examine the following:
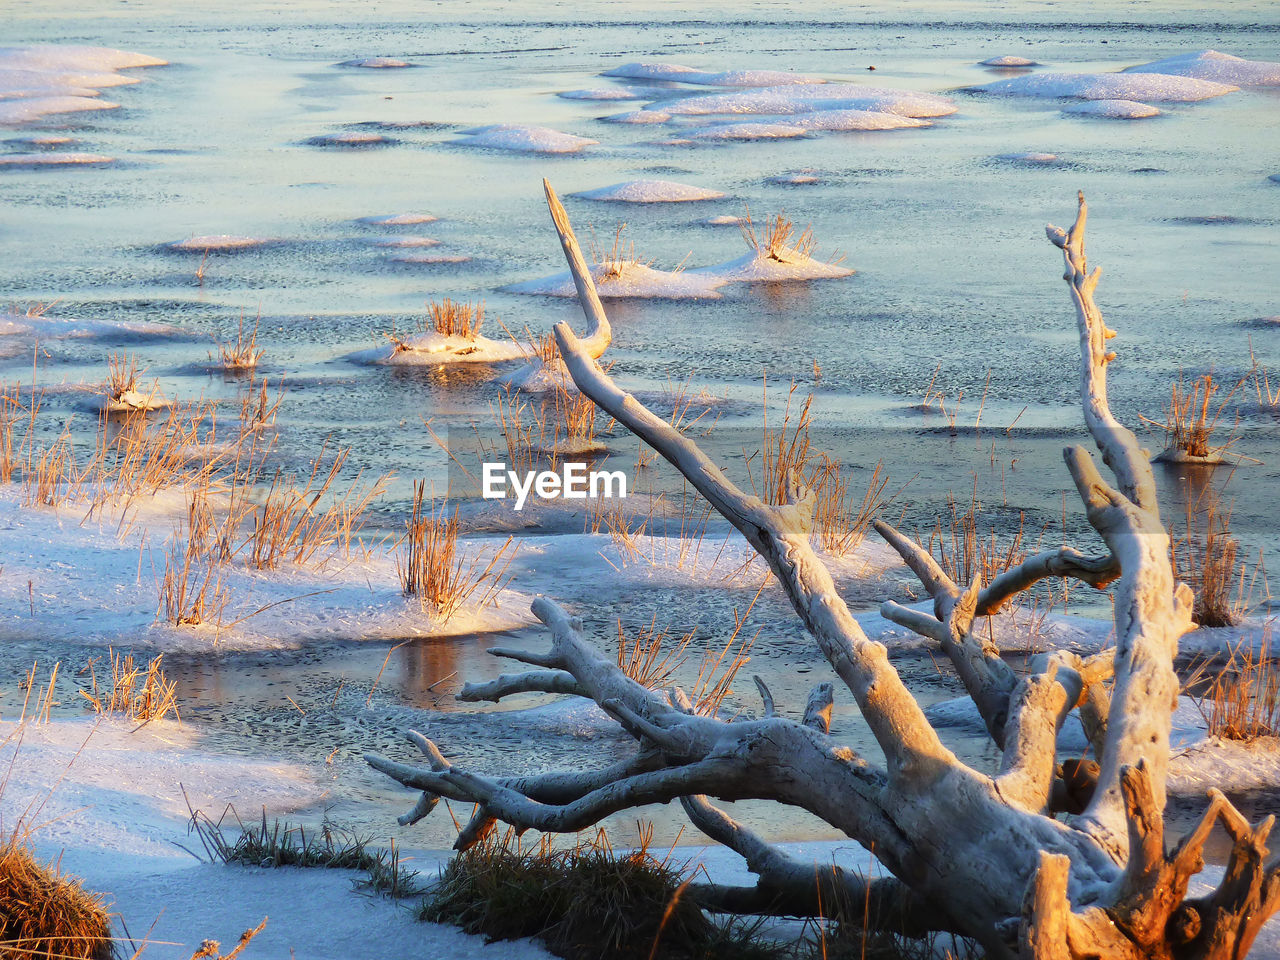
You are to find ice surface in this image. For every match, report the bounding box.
[1063,98,1160,118]
[767,170,821,184]
[557,87,647,100]
[980,55,1039,67]
[0,96,118,124]
[167,234,275,251]
[508,261,726,299]
[388,252,471,264]
[994,151,1060,163]
[368,235,441,248]
[602,62,822,86]
[657,83,958,118]
[0,151,114,167]
[1125,50,1280,86]
[702,214,743,225]
[972,71,1237,101]
[785,108,930,131]
[572,179,725,202]
[452,123,598,153]
[304,131,395,146]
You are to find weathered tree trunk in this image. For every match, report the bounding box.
[368,188,1280,958]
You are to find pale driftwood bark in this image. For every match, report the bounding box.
[368,189,1280,959]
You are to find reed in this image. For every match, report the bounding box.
[428,298,485,340]
[1190,629,1279,741]
[79,648,180,723]
[740,209,817,262]
[615,615,696,688]
[1169,496,1267,628]
[158,534,227,628]
[214,311,264,372]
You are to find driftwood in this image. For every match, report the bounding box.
[368,187,1279,958]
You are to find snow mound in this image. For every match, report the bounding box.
[658,84,957,118]
[602,62,822,86]
[6,135,74,146]
[452,123,597,154]
[702,214,743,225]
[1125,50,1280,86]
[369,236,440,248]
[508,262,725,299]
[355,331,528,365]
[785,108,930,131]
[358,212,438,225]
[981,55,1039,67]
[686,121,808,141]
[573,179,724,202]
[994,151,1060,163]
[0,96,118,124]
[602,109,672,124]
[767,170,821,185]
[0,45,165,126]
[338,57,411,68]
[0,151,113,167]
[305,131,395,147]
[389,253,470,264]
[694,249,853,283]
[972,71,1237,102]
[167,235,275,251]
[1063,98,1160,118]
[557,87,646,101]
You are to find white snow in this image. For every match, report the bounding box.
[167,235,275,251]
[994,151,1060,163]
[657,84,957,118]
[352,330,529,365]
[980,55,1039,67]
[0,45,165,126]
[338,57,412,68]
[685,121,809,141]
[1125,50,1280,86]
[572,179,725,202]
[601,109,672,124]
[767,170,821,185]
[358,212,438,226]
[557,87,647,101]
[784,108,930,131]
[972,71,1237,101]
[701,214,743,226]
[305,131,394,146]
[451,124,597,154]
[369,236,441,248]
[602,62,823,86]
[508,261,726,300]
[0,151,114,167]
[695,249,853,282]
[1063,98,1160,119]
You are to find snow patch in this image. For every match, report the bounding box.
[785,108,930,131]
[981,55,1039,67]
[358,212,438,226]
[0,151,113,167]
[388,252,471,264]
[167,235,275,251]
[0,96,119,125]
[353,331,528,365]
[0,45,165,126]
[557,87,647,101]
[452,124,597,154]
[685,121,808,141]
[657,84,957,118]
[572,179,724,202]
[972,71,1237,102]
[508,261,725,300]
[601,109,672,124]
[993,151,1060,163]
[1125,50,1280,86]
[694,249,853,283]
[338,57,412,68]
[368,236,441,248]
[1063,98,1160,119]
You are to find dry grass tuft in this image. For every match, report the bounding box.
[1190,629,1280,741]
[106,353,142,401]
[917,491,1027,590]
[79,648,180,723]
[158,534,228,628]
[0,838,113,960]
[421,824,714,960]
[23,428,79,510]
[214,312,265,372]
[1170,497,1267,628]
[616,615,696,688]
[429,298,485,340]
[590,223,648,280]
[1142,372,1249,462]
[740,209,817,263]
[398,481,516,620]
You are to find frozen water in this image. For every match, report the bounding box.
[603,62,822,86]
[658,83,957,117]
[601,108,672,124]
[980,55,1038,67]
[557,87,647,100]
[452,123,597,153]
[0,151,113,166]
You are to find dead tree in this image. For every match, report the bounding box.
[368,186,1280,958]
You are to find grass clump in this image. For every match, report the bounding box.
[422,826,717,960]
[0,837,113,960]
[1169,496,1268,628]
[429,298,485,340]
[79,649,180,724]
[212,312,264,372]
[739,210,817,263]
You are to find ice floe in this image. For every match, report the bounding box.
[980,55,1039,67]
[508,262,725,300]
[1124,50,1280,86]
[693,248,853,283]
[0,151,113,167]
[358,212,438,225]
[338,57,412,68]
[167,235,275,251]
[657,84,957,118]
[452,123,597,154]
[557,87,647,101]
[767,170,821,185]
[1063,98,1160,118]
[0,45,165,125]
[701,214,743,225]
[353,330,528,365]
[971,71,1237,101]
[572,179,724,202]
[785,108,930,131]
[602,109,672,124]
[602,62,823,86]
[993,152,1060,163]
